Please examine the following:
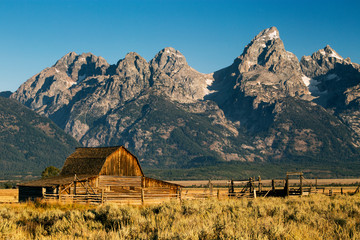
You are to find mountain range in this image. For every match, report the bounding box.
[7,26,360,179]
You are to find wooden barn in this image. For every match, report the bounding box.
[18,146,181,204]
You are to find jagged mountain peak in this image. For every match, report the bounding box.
[253,26,280,42]
[216,27,309,107]
[302,45,359,69]
[316,45,343,61]
[117,52,148,66]
[123,51,144,59]
[62,51,78,58]
[54,51,104,67]
[300,45,360,111]
[53,51,78,70]
[150,47,188,73]
[159,47,185,58]
[236,26,300,75]
[114,52,150,79]
[300,45,351,79]
[52,52,109,82]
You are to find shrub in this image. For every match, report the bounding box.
[0,195,360,239]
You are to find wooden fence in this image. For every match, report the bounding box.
[43,187,222,205]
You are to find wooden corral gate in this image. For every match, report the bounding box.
[228,172,312,198]
[18,146,182,204]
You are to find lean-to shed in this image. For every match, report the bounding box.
[18,146,181,203]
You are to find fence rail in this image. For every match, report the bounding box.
[42,187,222,204]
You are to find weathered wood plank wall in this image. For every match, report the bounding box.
[99,176,142,187]
[100,148,143,176]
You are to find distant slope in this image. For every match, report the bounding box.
[0,91,12,98]
[0,97,80,179]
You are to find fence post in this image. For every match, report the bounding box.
[253,189,256,199]
[179,188,182,204]
[258,176,262,192]
[58,186,62,202]
[141,188,144,205]
[209,180,213,197]
[229,180,234,197]
[74,181,77,195]
[341,188,343,195]
[300,174,303,196]
[249,178,253,193]
[285,175,289,197]
[217,189,220,200]
[101,189,104,204]
[177,188,182,203]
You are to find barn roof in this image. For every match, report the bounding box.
[66,146,120,159]
[60,146,144,176]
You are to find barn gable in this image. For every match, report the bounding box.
[99,146,144,176]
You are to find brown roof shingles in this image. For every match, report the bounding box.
[60,146,121,176]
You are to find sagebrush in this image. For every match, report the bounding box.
[1,194,360,239]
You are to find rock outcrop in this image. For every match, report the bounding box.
[300,45,360,140]
[150,47,212,103]
[227,27,309,107]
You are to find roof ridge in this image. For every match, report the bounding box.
[75,146,122,149]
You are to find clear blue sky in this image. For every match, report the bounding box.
[1,0,359,92]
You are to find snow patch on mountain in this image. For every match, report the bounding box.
[302,74,324,95]
[204,78,216,96]
[268,30,279,40]
[302,75,311,87]
[329,52,342,60]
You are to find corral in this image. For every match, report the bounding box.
[18,146,181,204]
[0,176,359,204]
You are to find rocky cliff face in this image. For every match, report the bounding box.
[10,27,360,177]
[300,45,360,107]
[300,45,360,141]
[150,47,212,103]
[230,27,309,106]
[207,27,310,132]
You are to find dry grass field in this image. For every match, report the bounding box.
[0,194,360,239]
[0,179,359,239]
[0,189,17,203]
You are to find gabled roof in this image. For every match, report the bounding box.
[60,146,144,176]
[66,146,120,159]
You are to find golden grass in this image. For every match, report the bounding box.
[0,194,360,239]
[0,189,17,203]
